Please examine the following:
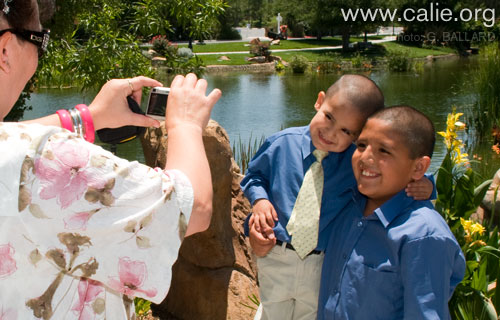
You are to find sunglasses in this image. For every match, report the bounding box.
[0,29,50,58]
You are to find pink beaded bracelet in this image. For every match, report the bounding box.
[56,109,74,132]
[75,104,95,143]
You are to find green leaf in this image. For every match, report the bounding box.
[493,267,500,313]
[471,259,488,292]
[474,179,493,207]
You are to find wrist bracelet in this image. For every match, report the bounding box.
[75,104,95,143]
[56,109,74,132]
[69,108,83,138]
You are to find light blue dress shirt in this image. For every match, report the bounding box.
[240,126,357,251]
[318,189,466,319]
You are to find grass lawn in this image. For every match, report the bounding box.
[197,41,456,65]
[181,36,384,53]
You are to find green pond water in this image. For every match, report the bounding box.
[23,56,500,180]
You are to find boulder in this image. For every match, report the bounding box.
[480,169,500,226]
[247,56,267,63]
[141,120,259,320]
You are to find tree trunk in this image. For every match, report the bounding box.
[342,28,350,52]
[188,38,193,50]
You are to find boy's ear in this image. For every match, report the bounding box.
[411,156,431,181]
[314,91,326,111]
[0,32,12,74]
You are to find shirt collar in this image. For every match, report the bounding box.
[373,189,416,228]
[302,126,314,160]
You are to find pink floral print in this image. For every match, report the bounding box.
[71,279,104,320]
[108,257,157,298]
[35,141,107,209]
[0,244,16,279]
[0,305,17,320]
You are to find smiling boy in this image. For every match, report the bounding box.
[241,77,434,320]
[318,106,465,319]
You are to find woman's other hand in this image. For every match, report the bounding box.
[165,73,221,132]
[89,76,163,130]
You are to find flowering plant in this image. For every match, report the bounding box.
[436,109,500,319]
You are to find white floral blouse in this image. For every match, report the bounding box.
[0,122,193,320]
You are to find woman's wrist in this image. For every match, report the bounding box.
[166,122,204,135]
[56,105,95,143]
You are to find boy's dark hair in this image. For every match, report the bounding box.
[370,105,435,159]
[325,74,384,118]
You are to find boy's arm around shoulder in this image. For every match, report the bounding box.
[406,173,436,201]
[400,222,466,318]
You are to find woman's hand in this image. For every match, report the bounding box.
[165,73,221,132]
[89,76,163,130]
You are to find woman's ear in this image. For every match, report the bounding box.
[0,32,12,73]
[314,91,325,111]
[411,156,431,180]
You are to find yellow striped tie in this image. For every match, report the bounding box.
[286,149,328,259]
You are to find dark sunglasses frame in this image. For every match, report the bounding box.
[0,28,50,58]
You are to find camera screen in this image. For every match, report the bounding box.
[147,92,168,116]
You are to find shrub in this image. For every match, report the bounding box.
[177,47,194,60]
[275,60,285,72]
[470,43,500,139]
[351,52,364,68]
[151,35,169,57]
[217,27,242,40]
[436,110,500,319]
[289,55,309,73]
[386,50,412,72]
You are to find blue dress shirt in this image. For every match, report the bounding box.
[240,126,357,251]
[318,189,466,319]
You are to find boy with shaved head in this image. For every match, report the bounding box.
[318,106,465,319]
[241,76,434,320]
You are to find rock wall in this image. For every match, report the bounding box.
[141,120,259,320]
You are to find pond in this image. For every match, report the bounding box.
[23,56,500,180]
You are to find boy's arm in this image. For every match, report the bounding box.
[401,236,466,318]
[405,174,436,200]
[240,139,277,239]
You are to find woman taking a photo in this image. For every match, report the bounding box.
[0,0,221,318]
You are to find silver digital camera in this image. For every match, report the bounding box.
[146,87,170,121]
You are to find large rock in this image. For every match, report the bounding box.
[141,120,259,320]
[480,169,500,226]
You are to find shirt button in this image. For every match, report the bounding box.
[357,221,363,227]
[342,254,347,259]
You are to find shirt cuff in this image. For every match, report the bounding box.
[246,185,269,206]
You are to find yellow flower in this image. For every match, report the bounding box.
[441,109,468,165]
[471,223,485,236]
[461,218,472,232]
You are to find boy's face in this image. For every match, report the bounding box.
[309,92,364,153]
[352,118,428,207]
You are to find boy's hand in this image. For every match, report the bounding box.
[249,222,276,257]
[251,199,278,240]
[406,176,433,200]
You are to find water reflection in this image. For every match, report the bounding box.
[24,56,499,177]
